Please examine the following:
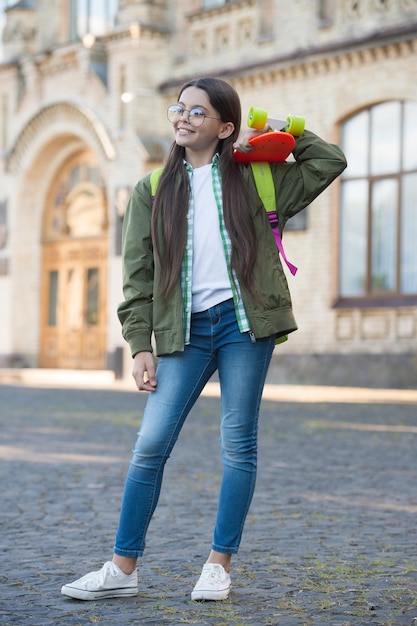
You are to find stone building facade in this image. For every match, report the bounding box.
[0,0,416,387]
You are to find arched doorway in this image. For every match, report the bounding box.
[40,151,108,369]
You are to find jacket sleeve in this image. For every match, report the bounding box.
[117,175,155,356]
[272,129,347,227]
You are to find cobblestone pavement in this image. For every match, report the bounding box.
[1,380,417,625]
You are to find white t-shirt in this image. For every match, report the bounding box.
[191,164,233,312]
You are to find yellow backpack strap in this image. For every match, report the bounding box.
[250,161,291,345]
[250,162,276,214]
[250,161,298,277]
[150,167,163,196]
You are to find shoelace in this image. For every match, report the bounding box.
[205,565,225,583]
[99,562,119,585]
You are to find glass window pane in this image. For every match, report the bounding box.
[48,271,58,326]
[203,0,226,8]
[403,101,417,171]
[69,164,81,190]
[90,0,107,34]
[371,179,398,292]
[341,111,369,177]
[76,0,88,35]
[370,102,401,176]
[86,268,99,325]
[72,0,118,37]
[340,180,368,296]
[66,268,83,328]
[401,173,417,293]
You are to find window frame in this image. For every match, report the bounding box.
[336,100,417,309]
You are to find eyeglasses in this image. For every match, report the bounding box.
[167,104,221,128]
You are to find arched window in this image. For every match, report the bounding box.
[43,152,106,241]
[339,101,417,304]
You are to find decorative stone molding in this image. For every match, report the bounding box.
[336,308,417,342]
[161,23,417,93]
[2,21,36,44]
[396,310,416,339]
[6,102,116,175]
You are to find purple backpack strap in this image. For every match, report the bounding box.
[267,213,298,276]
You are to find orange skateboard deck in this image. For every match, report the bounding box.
[234,131,295,164]
[234,108,305,164]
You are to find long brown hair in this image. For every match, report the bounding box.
[151,77,261,302]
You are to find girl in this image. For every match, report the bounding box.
[61,77,346,602]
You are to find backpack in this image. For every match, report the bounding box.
[150,163,297,276]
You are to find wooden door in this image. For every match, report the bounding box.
[40,153,108,369]
[40,239,107,369]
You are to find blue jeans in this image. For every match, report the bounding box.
[114,299,275,558]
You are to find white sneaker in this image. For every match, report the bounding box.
[61,561,138,600]
[191,563,231,601]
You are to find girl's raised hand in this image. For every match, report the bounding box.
[233,127,264,153]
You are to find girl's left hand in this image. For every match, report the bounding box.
[132,351,157,392]
[233,128,264,153]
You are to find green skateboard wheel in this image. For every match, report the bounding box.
[285,115,305,136]
[247,107,268,130]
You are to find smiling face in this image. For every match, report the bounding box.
[172,86,234,167]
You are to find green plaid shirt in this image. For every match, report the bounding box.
[181,155,250,344]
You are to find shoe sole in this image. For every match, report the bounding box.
[61,585,138,601]
[191,588,231,601]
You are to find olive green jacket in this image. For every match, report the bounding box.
[118,130,347,357]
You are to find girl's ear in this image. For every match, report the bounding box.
[218,122,234,140]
